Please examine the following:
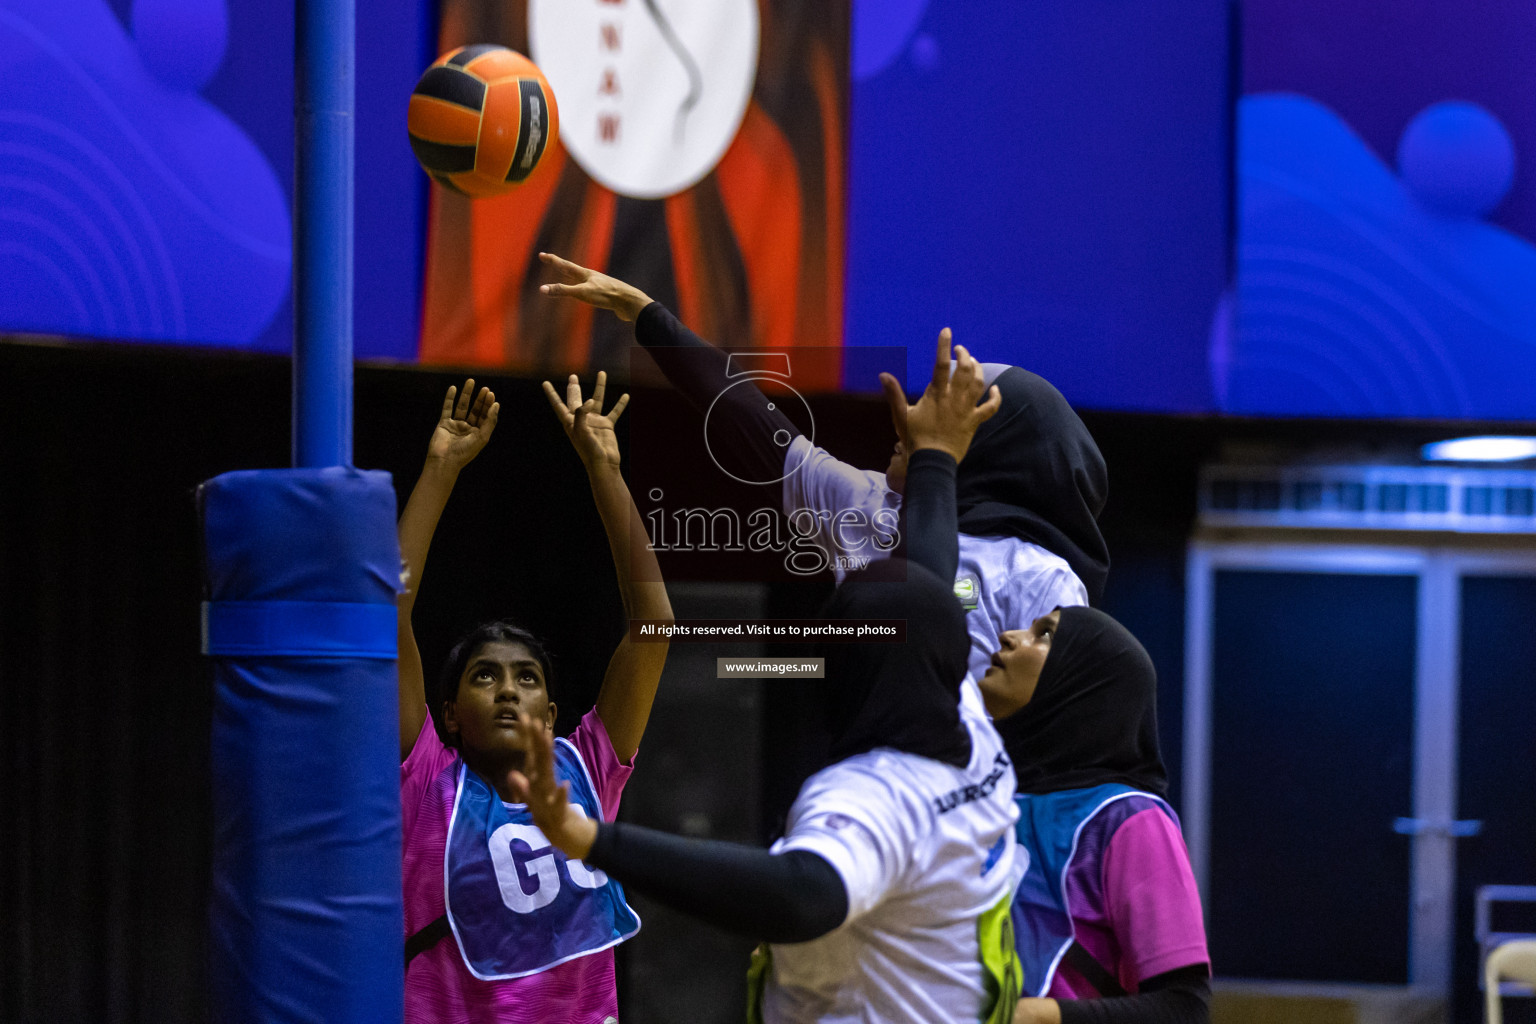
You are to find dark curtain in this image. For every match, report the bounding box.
[0,342,284,1022]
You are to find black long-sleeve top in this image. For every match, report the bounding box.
[586,821,847,943]
[633,301,802,505]
[1057,965,1211,1024]
[903,448,962,582]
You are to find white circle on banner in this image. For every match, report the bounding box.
[529,0,760,200]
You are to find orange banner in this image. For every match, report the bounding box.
[420,0,848,390]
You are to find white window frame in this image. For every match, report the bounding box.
[1184,538,1536,992]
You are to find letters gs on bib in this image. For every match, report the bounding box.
[490,804,609,913]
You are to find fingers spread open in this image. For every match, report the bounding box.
[608,392,630,424]
[440,385,458,422]
[954,344,979,383]
[976,384,1003,422]
[520,711,557,787]
[538,251,587,279]
[542,381,574,427]
[470,386,494,425]
[951,345,986,404]
[591,370,607,409]
[454,379,475,419]
[565,374,582,410]
[879,372,910,440]
[931,328,953,390]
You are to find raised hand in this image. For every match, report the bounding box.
[537,252,654,322]
[426,379,499,471]
[542,371,630,471]
[879,329,1001,464]
[506,710,597,860]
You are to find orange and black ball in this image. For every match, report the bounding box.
[408,45,559,198]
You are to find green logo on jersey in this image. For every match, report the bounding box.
[979,888,1023,1024]
[954,574,980,611]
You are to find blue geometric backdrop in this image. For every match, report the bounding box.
[1223,94,1536,419]
[2,0,1533,420]
[0,0,428,357]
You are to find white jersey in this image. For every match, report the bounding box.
[765,679,1022,1024]
[782,436,1088,681]
[782,436,901,580]
[953,533,1086,685]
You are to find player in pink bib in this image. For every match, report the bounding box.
[891,342,1211,1023]
[394,376,672,1024]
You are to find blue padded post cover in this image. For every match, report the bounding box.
[199,468,402,1024]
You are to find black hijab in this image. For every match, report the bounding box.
[820,559,973,769]
[954,366,1110,605]
[998,606,1167,796]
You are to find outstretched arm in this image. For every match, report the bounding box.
[537,252,654,323]
[541,372,672,764]
[539,252,802,500]
[398,381,499,759]
[507,710,848,943]
[1014,966,1211,1024]
[880,330,1000,584]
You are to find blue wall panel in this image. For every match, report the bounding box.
[1,0,428,359]
[845,0,1231,413]
[8,0,1534,420]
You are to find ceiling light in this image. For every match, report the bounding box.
[1421,436,1536,463]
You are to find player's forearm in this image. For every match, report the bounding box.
[632,301,731,412]
[1054,992,1207,1024]
[396,459,459,754]
[397,458,461,608]
[586,822,848,943]
[586,464,671,622]
[633,303,800,495]
[397,624,429,757]
[903,449,961,584]
[585,461,671,764]
[1053,967,1211,1024]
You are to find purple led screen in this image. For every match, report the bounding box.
[7,0,1533,421]
[845,0,1232,412]
[1227,0,1536,419]
[0,0,429,359]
